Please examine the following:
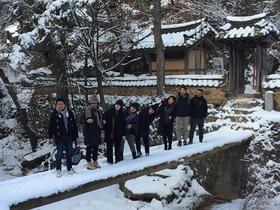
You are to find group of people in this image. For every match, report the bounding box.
[48,87,207,178]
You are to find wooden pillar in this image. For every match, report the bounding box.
[261,46,267,80]
[184,49,189,74]
[148,54,152,75]
[204,51,207,75]
[256,42,263,93]
[236,49,245,94]
[228,43,236,95]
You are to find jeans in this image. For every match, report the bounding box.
[189,117,204,141]
[56,136,72,171]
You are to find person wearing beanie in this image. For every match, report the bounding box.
[122,103,139,160]
[103,99,126,164]
[155,96,176,150]
[48,98,79,177]
[136,103,159,156]
[80,94,103,170]
[85,94,100,119]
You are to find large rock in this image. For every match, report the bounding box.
[119,165,192,203]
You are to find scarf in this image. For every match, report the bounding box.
[126,111,136,124]
[56,107,69,133]
[86,106,103,129]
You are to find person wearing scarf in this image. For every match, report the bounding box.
[80,94,103,170]
[48,98,79,178]
[122,103,139,160]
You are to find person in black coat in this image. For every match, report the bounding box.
[103,99,126,164]
[188,89,208,144]
[122,103,139,159]
[156,96,176,150]
[79,94,103,170]
[137,104,159,156]
[48,98,78,178]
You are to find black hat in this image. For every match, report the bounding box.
[151,104,159,111]
[115,99,124,107]
[130,103,139,111]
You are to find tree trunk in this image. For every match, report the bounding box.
[96,68,106,111]
[0,68,38,151]
[153,0,165,96]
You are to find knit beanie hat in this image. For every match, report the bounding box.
[130,103,139,111]
[89,94,99,103]
[115,99,124,107]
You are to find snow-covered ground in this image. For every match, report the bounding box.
[0,128,252,210]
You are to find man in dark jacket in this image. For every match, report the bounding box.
[103,99,126,164]
[174,86,191,146]
[188,89,208,144]
[48,98,79,178]
[79,94,103,170]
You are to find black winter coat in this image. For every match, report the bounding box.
[79,109,103,146]
[124,108,139,134]
[189,95,208,118]
[138,107,157,138]
[103,107,126,143]
[156,101,176,136]
[174,92,191,117]
[48,108,78,142]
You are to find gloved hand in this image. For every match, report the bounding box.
[122,136,126,141]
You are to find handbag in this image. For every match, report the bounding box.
[72,141,82,165]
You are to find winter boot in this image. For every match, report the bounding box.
[183,140,187,146]
[87,162,96,170]
[177,141,182,147]
[188,140,193,145]
[136,151,142,157]
[56,170,61,178]
[132,152,137,159]
[92,160,101,168]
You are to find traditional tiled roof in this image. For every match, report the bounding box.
[218,13,280,40]
[33,75,225,87]
[134,18,218,50]
[263,74,280,88]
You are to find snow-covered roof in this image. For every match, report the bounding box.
[218,13,280,40]
[134,18,218,50]
[34,75,225,88]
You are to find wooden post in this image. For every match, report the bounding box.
[184,49,189,74]
[237,49,245,94]
[256,42,263,93]
[228,43,236,95]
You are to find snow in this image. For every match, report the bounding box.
[227,13,267,22]
[0,128,251,210]
[219,13,280,39]
[134,18,218,49]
